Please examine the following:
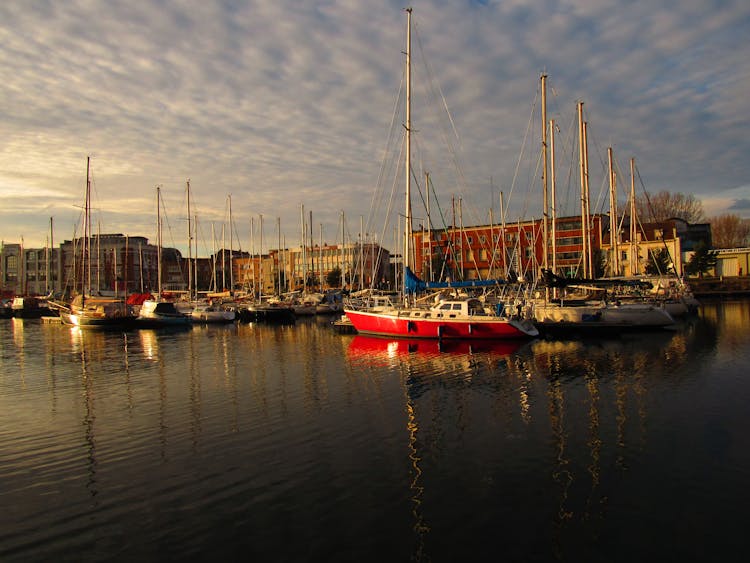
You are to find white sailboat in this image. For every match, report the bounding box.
[137,186,191,327]
[57,157,137,329]
[531,78,674,334]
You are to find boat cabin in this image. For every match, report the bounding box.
[428,298,489,318]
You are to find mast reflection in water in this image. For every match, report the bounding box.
[0,301,749,562]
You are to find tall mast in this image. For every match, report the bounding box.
[300,204,306,293]
[260,214,264,297]
[630,157,637,275]
[222,223,226,290]
[608,147,620,276]
[403,7,413,298]
[550,119,558,282]
[340,211,346,289]
[309,210,314,290]
[85,156,92,297]
[193,214,198,297]
[229,194,234,293]
[186,179,192,300]
[577,102,590,278]
[157,185,162,294]
[540,74,549,276]
[500,191,506,279]
[46,217,52,295]
[96,221,101,292]
[583,121,592,277]
[250,217,260,302]
[278,217,282,296]
[426,171,432,282]
[211,222,216,292]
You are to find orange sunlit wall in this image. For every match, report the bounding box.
[412,214,603,281]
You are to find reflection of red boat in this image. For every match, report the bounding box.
[347,335,527,358]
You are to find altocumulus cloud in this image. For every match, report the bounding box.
[1,0,749,250]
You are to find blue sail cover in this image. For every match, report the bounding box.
[404,267,505,294]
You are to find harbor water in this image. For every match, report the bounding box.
[1,300,749,561]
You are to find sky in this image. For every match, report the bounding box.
[1,0,749,255]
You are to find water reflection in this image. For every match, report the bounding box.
[1,302,746,561]
[346,314,724,560]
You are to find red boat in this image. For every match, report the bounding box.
[344,297,538,340]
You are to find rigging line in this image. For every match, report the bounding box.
[583,120,614,217]
[503,92,538,226]
[413,21,470,208]
[366,72,405,242]
[560,110,579,218]
[413,20,462,152]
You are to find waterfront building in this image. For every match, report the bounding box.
[0,242,63,296]
[411,214,605,282]
[411,214,710,282]
[231,241,391,294]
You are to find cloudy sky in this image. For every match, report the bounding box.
[1,0,749,254]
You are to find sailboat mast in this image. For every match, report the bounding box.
[186,179,193,300]
[540,73,549,276]
[577,102,590,279]
[500,191,506,279]
[260,214,264,297]
[229,194,234,293]
[309,210,314,290]
[157,185,162,295]
[85,156,92,297]
[300,203,307,293]
[193,214,199,297]
[403,7,413,298]
[340,211,346,289]
[608,147,620,276]
[46,217,52,295]
[278,217,282,296]
[426,171,432,282]
[630,157,637,275]
[583,121,592,278]
[550,119,558,281]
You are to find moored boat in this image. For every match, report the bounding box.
[58,294,137,329]
[190,301,236,323]
[11,296,55,319]
[342,10,537,342]
[346,296,538,339]
[57,157,137,330]
[137,299,191,328]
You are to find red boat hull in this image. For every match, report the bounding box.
[343,309,536,339]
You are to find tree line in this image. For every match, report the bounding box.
[635,190,750,249]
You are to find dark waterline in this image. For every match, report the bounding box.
[1,301,749,562]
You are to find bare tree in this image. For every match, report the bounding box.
[635,190,705,223]
[710,214,750,249]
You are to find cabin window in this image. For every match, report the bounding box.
[452,303,462,310]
